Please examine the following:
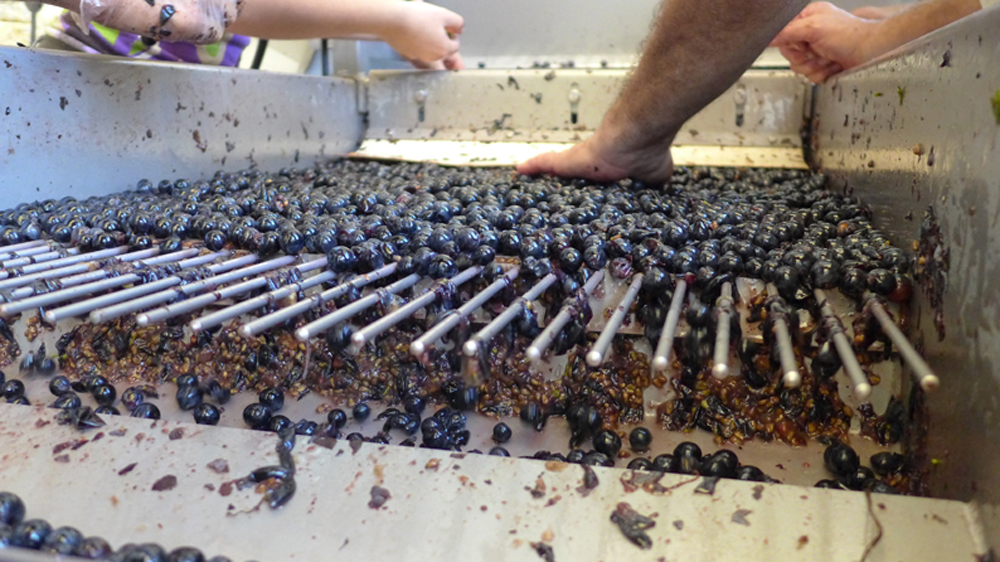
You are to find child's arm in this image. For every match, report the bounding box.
[228,0,464,67]
[40,0,463,67]
[771,0,981,83]
[851,4,912,19]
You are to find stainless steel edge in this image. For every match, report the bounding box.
[0,405,985,561]
[812,6,1000,551]
[365,69,808,148]
[0,47,365,208]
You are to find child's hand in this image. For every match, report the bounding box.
[69,0,241,43]
[385,1,464,67]
[409,52,464,70]
[770,2,881,83]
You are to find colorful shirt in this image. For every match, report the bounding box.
[52,10,249,66]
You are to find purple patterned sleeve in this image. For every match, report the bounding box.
[55,10,250,67]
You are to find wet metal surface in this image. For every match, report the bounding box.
[0,47,363,207]
[364,69,808,148]
[0,405,984,562]
[813,5,1000,550]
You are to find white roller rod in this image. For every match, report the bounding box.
[586,273,643,367]
[462,273,558,358]
[651,278,688,373]
[526,270,604,361]
[411,268,518,357]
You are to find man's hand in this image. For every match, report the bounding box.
[407,52,464,70]
[518,0,806,182]
[771,2,884,83]
[517,129,674,184]
[385,1,464,68]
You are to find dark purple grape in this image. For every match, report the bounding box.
[627,457,653,471]
[699,450,739,478]
[823,442,859,477]
[492,422,512,443]
[592,429,622,457]
[0,492,26,526]
[242,403,271,429]
[193,403,221,425]
[870,452,905,476]
[867,268,897,295]
[628,427,652,451]
[671,442,702,474]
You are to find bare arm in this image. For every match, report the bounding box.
[518,0,809,183]
[852,4,912,19]
[874,0,982,35]
[772,0,981,83]
[42,0,464,67]
[229,0,464,67]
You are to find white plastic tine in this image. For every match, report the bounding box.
[138,257,329,326]
[90,254,272,324]
[765,283,801,388]
[6,248,166,300]
[586,273,643,367]
[868,299,939,392]
[711,282,734,379]
[240,263,398,339]
[44,253,219,322]
[138,277,271,327]
[1,274,144,317]
[0,245,74,267]
[0,246,127,282]
[57,248,200,289]
[462,273,558,358]
[814,289,871,399]
[0,247,178,291]
[191,271,334,333]
[349,267,482,351]
[40,251,230,323]
[294,273,422,342]
[0,239,48,255]
[12,246,127,276]
[526,270,604,361]
[411,268,518,357]
[651,278,687,374]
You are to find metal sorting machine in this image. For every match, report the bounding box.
[0,5,999,561]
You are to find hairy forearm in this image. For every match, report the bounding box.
[602,0,808,149]
[227,0,403,40]
[868,0,980,55]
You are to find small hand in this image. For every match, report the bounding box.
[776,43,843,84]
[385,1,464,67]
[517,130,674,184]
[407,52,465,70]
[771,2,883,83]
